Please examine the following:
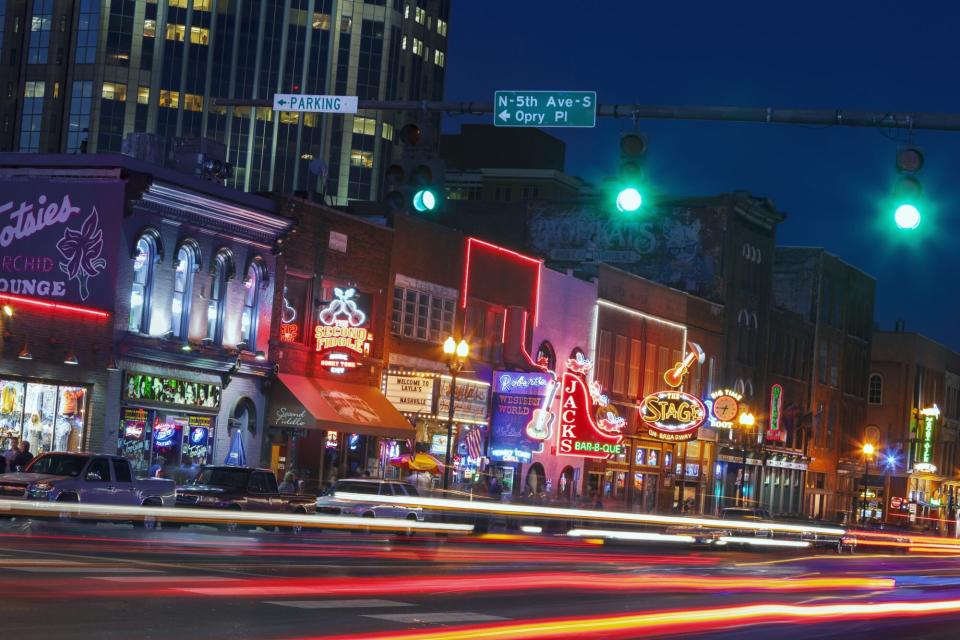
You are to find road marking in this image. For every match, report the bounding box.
[267,599,414,609]
[363,612,509,623]
[91,575,243,583]
[12,567,163,574]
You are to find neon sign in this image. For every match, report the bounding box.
[769,384,783,431]
[919,405,939,465]
[639,390,706,442]
[707,388,742,429]
[280,323,299,342]
[314,287,371,374]
[557,355,625,459]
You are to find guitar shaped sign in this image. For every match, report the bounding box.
[663,341,705,388]
[525,375,559,442]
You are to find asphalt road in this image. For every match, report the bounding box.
[2,519,960,640]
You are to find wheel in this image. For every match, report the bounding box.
[134,499,162,529]
[279,509,306,535]
[56,493,79,523]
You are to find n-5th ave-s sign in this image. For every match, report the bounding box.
[273,94,358,113]
[494,91,596,128]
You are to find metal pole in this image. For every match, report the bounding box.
[443,369,457,491]
[215,97,960,133]
[861,456,870,525]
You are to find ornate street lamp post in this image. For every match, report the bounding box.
[442,336,470,491]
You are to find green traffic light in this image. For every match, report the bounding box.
[616,187,642,213]
[894,204,921,230]
[413,189,437,212]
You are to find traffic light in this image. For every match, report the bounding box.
[384,123,444,215]
[615,132,646,213]
[892,146,924,230]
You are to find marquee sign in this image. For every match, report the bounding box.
[919,405,939,466]
[639,390,706,442]
[706,388,742,429]
[314,287,372,374]
[489,370,556,463]
[557,354,625,459]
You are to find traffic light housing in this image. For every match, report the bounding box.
[892,146,924,230]
[615,132,647,213]
[384,123,444,215]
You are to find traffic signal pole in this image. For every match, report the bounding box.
[216,98,960,132]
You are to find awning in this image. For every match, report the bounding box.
[269,374,415,439]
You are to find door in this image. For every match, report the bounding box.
[80,457,115,504]
[111,458,140,506]
[248,471,277,512]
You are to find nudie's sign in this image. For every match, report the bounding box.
[639,390,706,442]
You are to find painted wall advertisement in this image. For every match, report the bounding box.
[488,371,555,464]
[0,179,124,311]
[437,377,490,424]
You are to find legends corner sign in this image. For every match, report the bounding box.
[557,354,625,459]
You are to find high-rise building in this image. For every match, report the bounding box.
[0,0,449,200]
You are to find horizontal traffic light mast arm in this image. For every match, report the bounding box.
[215,98,960,132]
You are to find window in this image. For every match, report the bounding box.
[411,37,423,56]
[19,81,45,152]
[352,115,378,136]
[159,89,179,109]
[414,6,425,23]
[240,261,264,351]
[535,341,556,371]
[628,339,642,397]
[434,49,445,67]
[75,0,100,64]
[436,18,448,36]
[171,243,198,340]
[280,275,310,344]
[129,234,158,333]
[868,374,883,405]
[401,35,407,50]
[206,251,232,344]
[349,149,373,168]
[86,458,111,482]
[612,335,628,394]
[102,82,127,101]
[112,458,132,483]
[391,284,455,343]
[164,23,210,45]
[642,342,657,397]
[597,331,612,389]
[817,339,828,384]
[28,0,53,64]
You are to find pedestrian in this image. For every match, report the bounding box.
[149,456,165,478]
[3,441,17,470]
[278,472,296,493]
[13,440,33,472]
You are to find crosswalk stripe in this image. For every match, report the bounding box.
[12,567,163,574]
[267,599,414,609]
[363,612,509,623]
[91,576,242,583]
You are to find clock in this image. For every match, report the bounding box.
[712,395,740,422]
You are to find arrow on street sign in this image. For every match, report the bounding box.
[494,91,597,128]
[273,94,359,114]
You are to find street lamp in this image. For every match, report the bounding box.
[737,412,756,506]
[861,442,877,525]
[442,336,469,491]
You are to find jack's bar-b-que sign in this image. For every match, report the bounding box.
[0,179,123,311]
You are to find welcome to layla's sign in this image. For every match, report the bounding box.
[557,355,625,459]
[489,371,556,464]
[639,390,706,443]
[0,179,123,311]
[314,287,372,374]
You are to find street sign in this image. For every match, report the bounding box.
[494,91,596,128]
[273,94,358,113]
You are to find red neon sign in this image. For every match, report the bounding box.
[462,237,542,326]
[557,356,625,459]
[0,292,110,319]
[279,323,299,342]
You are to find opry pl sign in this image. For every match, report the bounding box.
[0,180,123,311]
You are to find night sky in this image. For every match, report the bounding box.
[445,1,957,349]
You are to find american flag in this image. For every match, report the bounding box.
[465,427,485,459]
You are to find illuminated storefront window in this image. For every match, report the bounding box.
[0,379,87,455]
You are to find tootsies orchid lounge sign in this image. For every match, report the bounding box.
[0,180,123,311]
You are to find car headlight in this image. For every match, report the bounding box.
[28,483,54,497]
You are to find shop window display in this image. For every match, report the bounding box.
[0,379,86,454]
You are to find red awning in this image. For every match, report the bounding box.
[272,374,415,438]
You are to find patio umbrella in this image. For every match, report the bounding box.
[390,452,444,473]
[224,429,247,466]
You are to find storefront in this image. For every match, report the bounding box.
[117,371,220,481]
[761,456,808,516]
[382,368,490,491]
[0,377,90,456]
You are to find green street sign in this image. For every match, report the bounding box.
[494,91,597,128]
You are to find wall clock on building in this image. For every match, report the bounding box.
[712,395,740,422]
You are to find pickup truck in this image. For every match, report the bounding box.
[0,452,176,527]
[174,465,316,531]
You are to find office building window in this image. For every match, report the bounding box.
[75,0,100,64]
[868,374,883,405]
[414,6,425,23]
[19,81,45,152]
[392,285,454,343]
[436,18,447,36]
[27,0,53,64]
[66,81,92,152]
[102,82,127,101]
[434,50,445,67]
[106,0,136,65]
[411,38,423,56]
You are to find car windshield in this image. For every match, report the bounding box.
[190,468,250,490]
[25,454,87,478]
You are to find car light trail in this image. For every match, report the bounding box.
[298,597,960,640]
[567,529,695,544]
[329,491,845,537]
[716,536,811,548]
[0,498,474,535]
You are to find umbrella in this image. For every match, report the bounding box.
[390,452,444,473]
[224,429,247,466]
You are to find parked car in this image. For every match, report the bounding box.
[0,452,175,527]
[315,479,423,521]
[174,466,316,531]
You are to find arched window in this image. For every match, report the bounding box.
[207,250,233,344]
[868,373,883,405]
[233,397,258,435]
[536,340,557,370]
[171,241,199,340]
[570,347,585,362]
[129,234,158,333]
[240,259,265,351]
[526,462,546,495]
